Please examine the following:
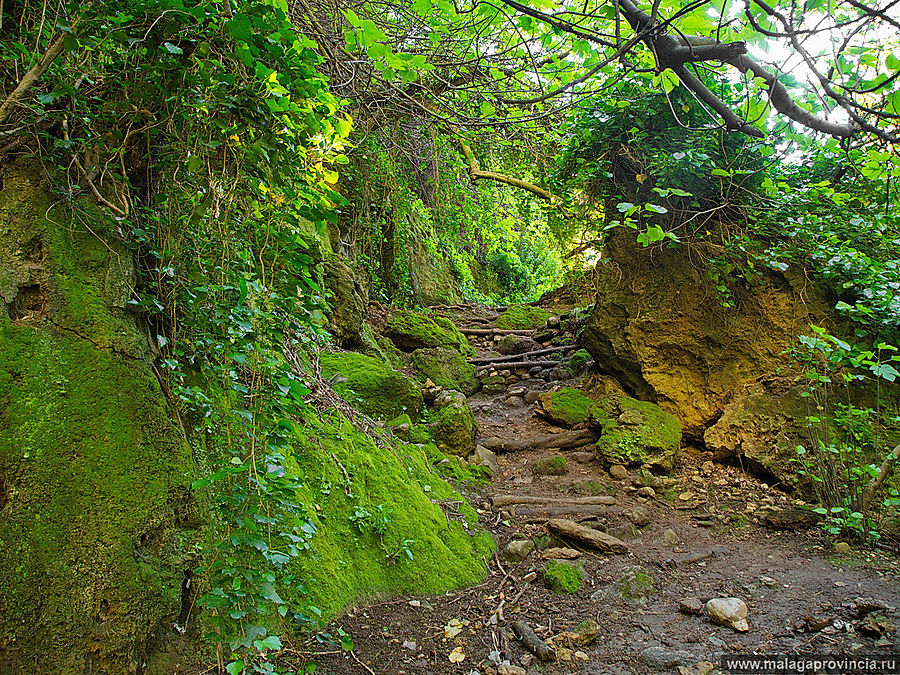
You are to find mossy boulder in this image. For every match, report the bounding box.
[320,352,423,421]
[537,387,604,428]
[579,227,839,437]
[497,334,542,355]
[385,309,472,355]
[323,255,368,349]
[412,347,478,395]
[533,455,569,476]
[543,560,582,594]
[567,349,594,373]
[596,396,682,472]
[285,413,492,620]
[495,304,551,330]
[428,391,477,457]
[0,164,197,672]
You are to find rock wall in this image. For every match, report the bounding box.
[580,228,836,440]
[0,163,198,673]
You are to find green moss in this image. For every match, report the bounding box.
[567,349,593,372]
[407,424,432,445]
[422,442,491,485]
[495,304,551,330]
[385,310,472,355]
[0,166,196,672]
[612,566,655,604]
[320,352,424,421]
[597,396,681,471]
[533,455,569,476]
[412,347,478,394]
[543,560,582,594]
[286,415,492,618]
[538,387,606,428]
[428,397,477,457]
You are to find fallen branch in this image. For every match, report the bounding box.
[518,505,614,519]
[511,621,555,661]
[546,518,629,553]
[460,328,535,336]
[479,429,596,453]
[492,495,615,507]
[480,360,562,370]
[469,345,576,365]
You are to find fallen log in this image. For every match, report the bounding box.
[459,328,535,336]
[469,345,577,365]
[546,518,629,554]
[492,495,615,507]
[479,429,596,453]
[511,621,555,661]
[480,360,562,370]
[517,505,613,519]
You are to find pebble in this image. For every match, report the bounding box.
[638,646,696,669]
[626,506,653,528]
[498,666,526,675]
[474,445,499,473]
[636,486,656,498]
[706,597,750,632]
[524,390,541,404]
[679,597,705,616]
[506,396,524,407]
[662,528,679,546]
[834,541,852,554]
[501,539,534,563]
[542,547,580,559]
[609,464,629,481]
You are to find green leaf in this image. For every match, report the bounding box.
[162,42,183,54]
[255,635,283,651]
[660,69,679,94]
[225,660,245,675]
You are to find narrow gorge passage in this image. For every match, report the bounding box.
[308,304,900,675]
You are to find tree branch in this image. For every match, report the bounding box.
[0,34,67,125]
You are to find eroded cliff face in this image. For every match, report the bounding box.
[580,227,836,440]
[0,163,198,673]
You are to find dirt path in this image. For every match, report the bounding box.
[308,306,900,675]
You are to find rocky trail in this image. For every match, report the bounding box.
[308,303,900,675]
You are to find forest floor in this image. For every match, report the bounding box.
[306,306,900,675]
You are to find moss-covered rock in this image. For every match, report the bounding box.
[428,391,477,457]
[495,304,551,330]
[320,352,423,421]
[533,455,569,476]
[0,164,197,672]
[323,255,368,348]
[543,560,582,593]
[596,396,682,472]
[537,378,681,472]
[567,349,594,373]
[537,387,603,428]
[412,347,478,395]
[286,413,492,619]
[497,334,542,355]
[385,309,472,355]
[579,226,839,437]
